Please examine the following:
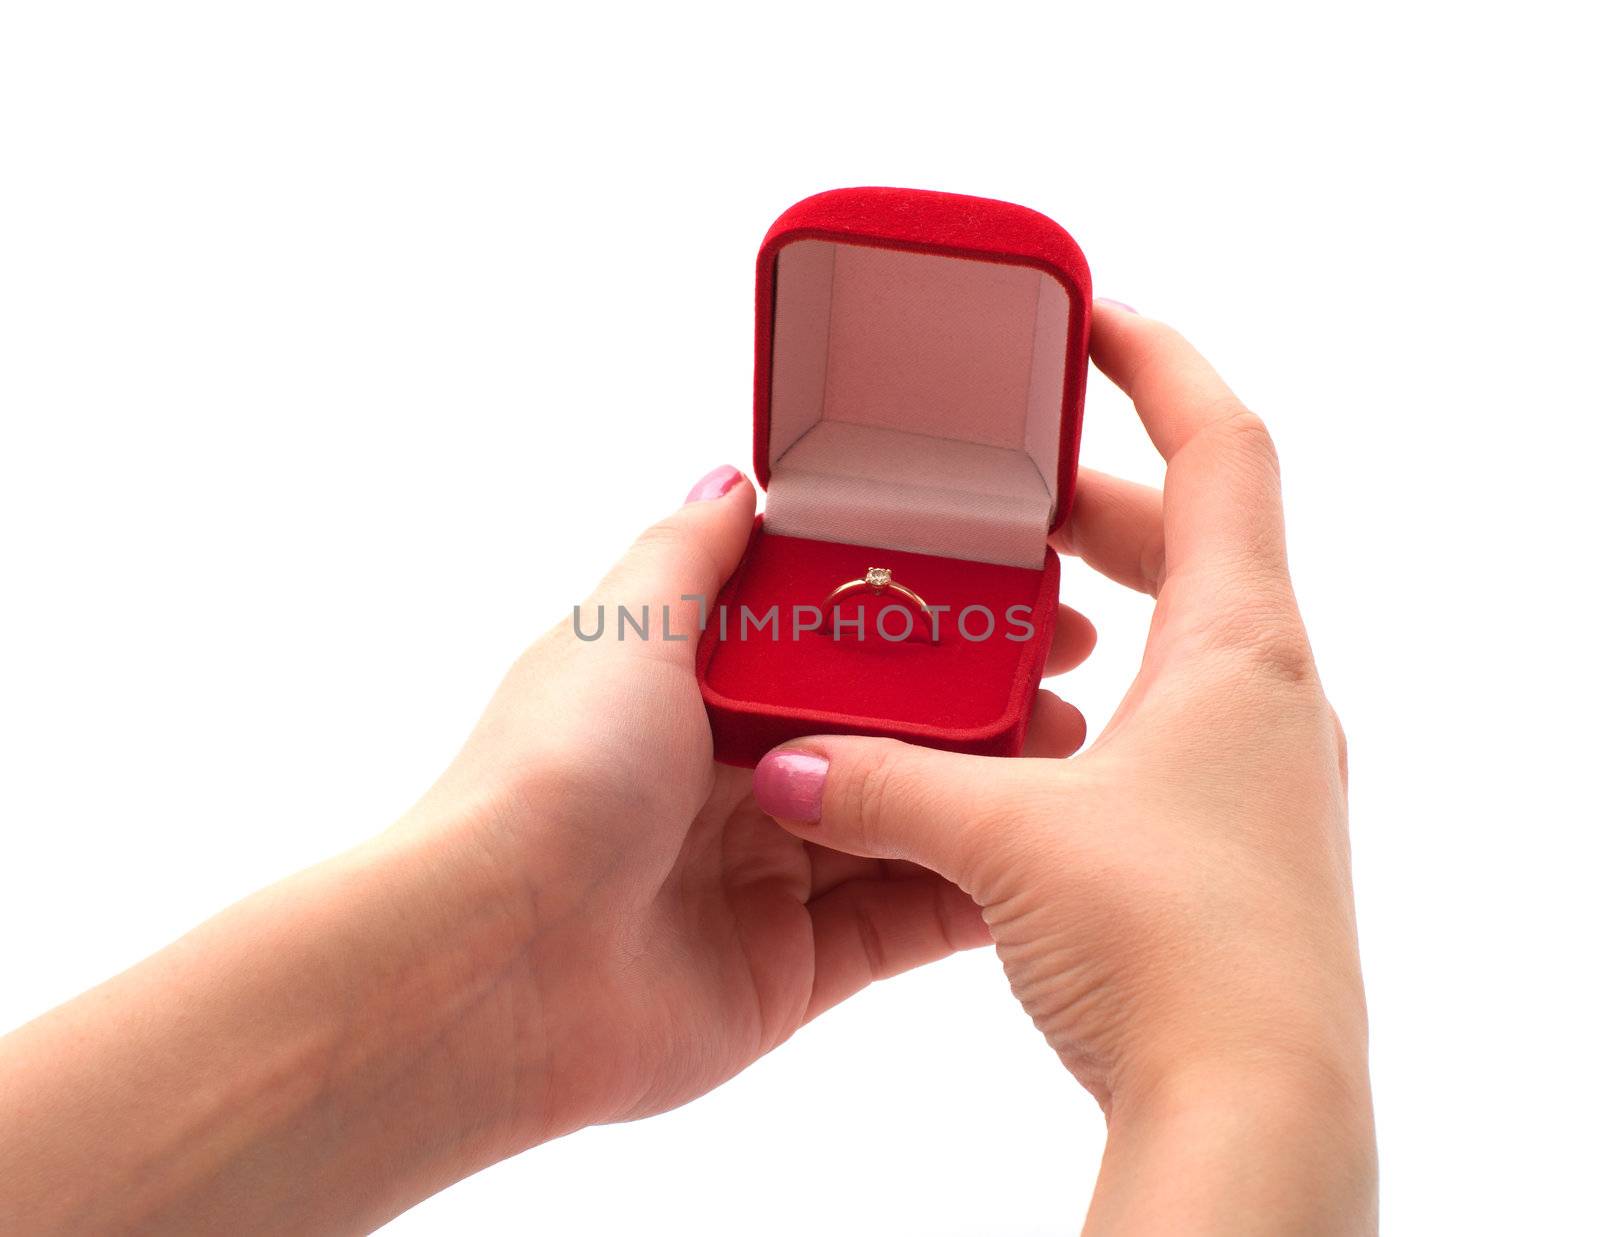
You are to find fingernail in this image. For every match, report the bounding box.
[684,464,743,504]
[1098,298,1138,314]
[753,750,829,822]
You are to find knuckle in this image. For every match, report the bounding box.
[1200,601,1319,688]
[1243,629,1319,688]
[631,517,693,559]
[845,745,901,850]
[1212,408,1281,475]
[1248,627,1318,687]
[623,516,718,593]
[1178,404,1283,497]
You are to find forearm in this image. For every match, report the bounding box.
[0,826,541,1235]
[1085,1063,1377,1236]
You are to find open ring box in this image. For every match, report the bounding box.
[696,187,1090,765]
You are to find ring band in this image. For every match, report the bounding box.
[822,567,938,641]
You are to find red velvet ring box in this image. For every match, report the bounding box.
[696,187,1091,765]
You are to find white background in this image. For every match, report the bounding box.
[2,3,1595,1232]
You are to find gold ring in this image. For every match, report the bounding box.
[822,567,938,641]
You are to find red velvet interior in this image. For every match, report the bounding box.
[698,522,1059,765]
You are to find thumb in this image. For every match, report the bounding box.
[580,464,756,663]
[753,737,1010,889]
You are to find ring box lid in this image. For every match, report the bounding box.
[753,187,1091,569]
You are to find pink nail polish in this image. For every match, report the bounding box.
[753,750,829,822]
[684,464,743,504]
[1098,298,1138,314]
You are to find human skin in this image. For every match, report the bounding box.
[0,303,1373,1234]
[756,304,1376,1232]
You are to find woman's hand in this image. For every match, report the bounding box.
[752,304,1377,1234]
[396,462,1078,1142]
[0,301,1372,1237]
[0,455,1095,1235]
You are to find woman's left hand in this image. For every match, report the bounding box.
[405,464,1094,1145]
[0,463,1095,1235]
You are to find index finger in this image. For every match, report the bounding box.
[1089,302,1290,591]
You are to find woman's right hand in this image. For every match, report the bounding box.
[752,303,1376,1235]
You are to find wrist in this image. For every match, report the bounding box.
[354,811,564,1161]
[231,825,557,1223]
[376,777,642,1155]
[1090,1058,1376,1236]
